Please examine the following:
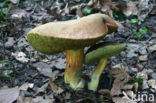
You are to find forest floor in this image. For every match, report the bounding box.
[0,0,156,103]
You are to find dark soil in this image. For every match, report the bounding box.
[0,0,156,103]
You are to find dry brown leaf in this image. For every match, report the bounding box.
[17,96,54,103]
[137,69,153,80]
[123,1,138,16]
[17,96,33,103]
[121,84,133,90]
[111,79,122,96]
[49,78,64,94]
[139,55,148,61]
[112,97,127,103]
[110,68,131,96]
[110,68,129,81]
[10,9,27,19]
[76,6,83,17]
[98,89,110,97]
[65,92,71,100]
[0,87,19,103]
[33,96,54,103]
[19,83,34,91]
[99,0,113,16]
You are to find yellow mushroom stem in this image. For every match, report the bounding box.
[65,49,84,89]
[88,58,107,91]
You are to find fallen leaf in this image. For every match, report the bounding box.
[99,0,113,16]
[148,79,156,91]
[33,96,54,103]
[19,83,34,91]
[5,37,15,48]
[11,9,27,19]
[139,55,148,61]
[137,69,153,80]
[123,1,138,16]
[12,52,29,63]
[0,87,19,103]
[17,96,55,103]
[64,92,71,99]
[112,97,128,103]
[35,83,48,94]
[110,68,131,96]
[110,68,129,81]
[32,62,59,77]
[17,96,33,103]
[49,78,64,94]
[149,44,156,52]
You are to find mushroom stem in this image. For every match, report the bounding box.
[88,58,107,91]
[65,49,84,89]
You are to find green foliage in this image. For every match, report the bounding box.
[0,0,10,7]
[132,29,142,38]
[54,77,64,83]
[126,76,143,87]
[0,0,21,20]
[0,0,13,20]
[139,27,148,34]
[16,0,20,6]
[132,27,148,38]
[131,19,139,23]
[112,9,125,20]
[83,8,92,15]
[0,60,14,77]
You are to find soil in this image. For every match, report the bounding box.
[0,0,156,103]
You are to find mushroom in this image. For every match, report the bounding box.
[27,13,118,90]
[85,42,126,91]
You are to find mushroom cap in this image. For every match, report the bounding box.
[27,13,117,54]
[85,42,126,65]
[102,14,118,34]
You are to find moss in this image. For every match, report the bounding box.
[27,33,106,54]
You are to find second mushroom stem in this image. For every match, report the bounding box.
[88,58,107,91]
[65,49,84,89]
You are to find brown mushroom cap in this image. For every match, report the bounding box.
[27,13,110,54]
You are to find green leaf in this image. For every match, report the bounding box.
[0,24,6,28]
[3,4,12,20]
[0,0,10,7]
[132,29,142,38]
[4,71,10,77]
[135,77,143,86]
[0,1,6,7]
[16,0,20,6]
[131,19,139,23]
[84,8,91,14]
[139,27,148,34]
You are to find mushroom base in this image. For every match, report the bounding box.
[65,49,84,90]
[88,58,107,91]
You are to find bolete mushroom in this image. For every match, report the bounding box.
[85,42,126,91]
[27,13,118,90]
